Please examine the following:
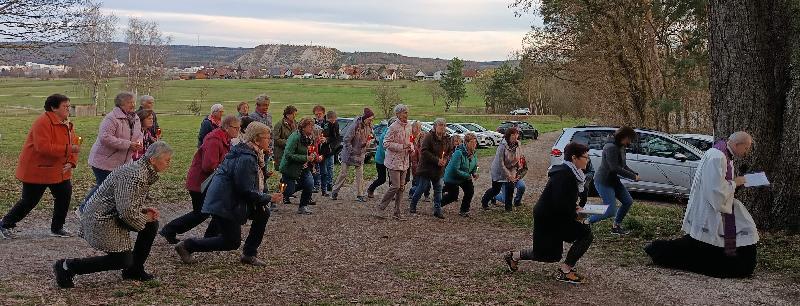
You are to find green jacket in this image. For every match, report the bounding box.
[272,119,296,166]
[279,131,309,180]
[443,144,478,184]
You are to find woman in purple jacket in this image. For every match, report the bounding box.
[80,92,143,212]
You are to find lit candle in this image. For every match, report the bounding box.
[156,128,162,138]
[279,183,287,193]
[441,151,445,159]
[77,136,82,145]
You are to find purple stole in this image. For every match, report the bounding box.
[713,140,737,256]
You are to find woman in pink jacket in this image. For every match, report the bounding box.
[376,104,414,220]
[81,92,143,212]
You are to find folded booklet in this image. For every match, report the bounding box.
[578,204,608,215]
[744,172,770,187]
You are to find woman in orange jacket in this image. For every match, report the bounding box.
[0,94,80,239]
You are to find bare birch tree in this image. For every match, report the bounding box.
[124,17,170,95]
[0,0,89,62]
[73,2,117,114]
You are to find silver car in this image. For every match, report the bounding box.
[674,134,714,152]
[446,123,491,147]
[549,126,704,196]
[452,123,502,146]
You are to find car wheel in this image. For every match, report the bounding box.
[534,132,538,140]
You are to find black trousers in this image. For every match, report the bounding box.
[183,206,270,257]
[645,235,757,278]
[367,163,388,193]
[1,180,71,232]
[66,221,158,274]
[481,181,514,211]
[521,220,593,267]
[441,180,475,213]
[161,191,216,237]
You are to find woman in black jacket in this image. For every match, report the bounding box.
[588,126,639,235]
[319,111,341,196]
[175,122,282,267]
[503,142,593,284]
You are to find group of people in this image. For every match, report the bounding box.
[0,92,762,289]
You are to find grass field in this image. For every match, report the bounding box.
[0,77,585,211]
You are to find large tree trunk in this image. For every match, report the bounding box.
[709,0,800,232]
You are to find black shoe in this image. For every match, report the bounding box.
[159,229,179,244]
[481,204,491,211]
[330,192,338,200]
[409,208,417,214]
[50,228,73,238]
[355,196,367,203]
[53,259,75,289]
[283,198,292,205]
[611,225,631,236]
[241,256,268,267]
[459,211,470,218]
[434,212,445,219]
[308,199,317,206]
[556,269,584,284]
[312,186,320,193]
[514,202,522,207]
[322,191,329,197]
[0,225,16,239]
[122,269,155,282]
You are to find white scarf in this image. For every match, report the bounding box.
[563,161,586,193]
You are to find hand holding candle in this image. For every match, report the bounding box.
[279,183,287,193]
[156,128,162,139]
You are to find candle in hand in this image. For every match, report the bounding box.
[156,128,162,138]
[279,183,287,193]
[77,136,82,145]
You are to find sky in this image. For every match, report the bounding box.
[100,0,542,61]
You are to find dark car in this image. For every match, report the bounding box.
[373,120,390,139]
[497,121,539,140]
[337,117,377,163]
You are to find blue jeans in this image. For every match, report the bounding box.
[494,180,526,205]
[588,179,634,225]
[410,176,443,213]
[408,175,431,199]
[80,167,112,212]
[283,170,314,208]
[320,156,334,192]
[313,163,321,189]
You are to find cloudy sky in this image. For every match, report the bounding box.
[100,0,541,61]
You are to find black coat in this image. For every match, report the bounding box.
[320,120,342,157]
[202,143,270,224]
[531,164,588,262]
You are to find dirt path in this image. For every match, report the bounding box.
[1,132,797,305]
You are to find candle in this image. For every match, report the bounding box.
[441,151,445,159]
[279,183,287,193]
[410,135,415,143]
[156,128,162,138]
[77,136,82,145]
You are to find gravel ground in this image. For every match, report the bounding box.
[0,132,797,305]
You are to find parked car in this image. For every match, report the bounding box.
[373,120,390,139]
[673,133,714,152]
[497,121,539,140]
[455,122,503,146]
[549,126,704,196]
[336,117,377,163]
[446,123,491,147]
[421,122,457,135]
[509,108,531,115]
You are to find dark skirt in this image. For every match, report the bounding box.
[645,235,757,278]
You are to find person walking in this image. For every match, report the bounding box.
[409,118,451,218]
[319,110,341,197]
[197,104,224,148]
[376,105,413,220]
[280,118,318,214]
[331,108,374,202]
[587,126,639,235]
[249,94,273,127]
[441,133,479,218]
[367,118,394,198]
[272,105,298,181]
[480,127,522,212]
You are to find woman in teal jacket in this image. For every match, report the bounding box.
[441,133,479,217]
[279,118,317,215]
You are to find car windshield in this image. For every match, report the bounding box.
[447,124,468,133]
[461,123,485,132]
[518,122,533,129]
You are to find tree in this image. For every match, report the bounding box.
[440,57,467,112]
[373,83,401,119]
[485,64,523,113]
[124,18,170,95]
[709,0,800,232]
[471,69,494,110]
[0,0,89,62]
[73,2,117,115]
[424,80,445,107]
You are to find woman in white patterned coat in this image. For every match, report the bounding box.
[53,142,173,288]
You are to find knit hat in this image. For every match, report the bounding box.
[362,107,374,119]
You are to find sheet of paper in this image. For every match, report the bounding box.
[578,204,608,215]
[744,172,770,187]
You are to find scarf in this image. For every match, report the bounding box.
[713,140,737,256]
[563,161,587,193]
[122,107,137,130]
[246,141,266,192]
[208,115,221,128]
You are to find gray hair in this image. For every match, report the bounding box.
[255,94,271,106]
[244,121,271,143]
[393,104,408,114]
[433,118,446,126]
[210,103,224,114]
[143,141,173,160]
[114,92,135,107]
[221,115,240,129]
[138,95,154,106]
[728,131,754,145]
[326,110,337,119]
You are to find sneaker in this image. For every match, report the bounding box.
[514,202,523,207]
[327,186,333,192]
[367,190,375,198]
[355,196,367,203]
[556,269,584,284]
[504,252,518,272]
[297,206,313,215]
[312,187,320,193]
[241,255,268,267]
[481,203,491,211]
[175,241,196,264]
[50,228,73,238]
[322,191,329,197]
[433,211,445,219]
[283,198,292,205]
[409,208,417,214]
[53,259,75,288]
[330,192,338,200]
[611,225,631,236]
[423,196,431,202]
[459,211,470,218]
[0,226,15,239]
[122,269,155,282]
[308,199,317,206]
[159,229,179,244]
